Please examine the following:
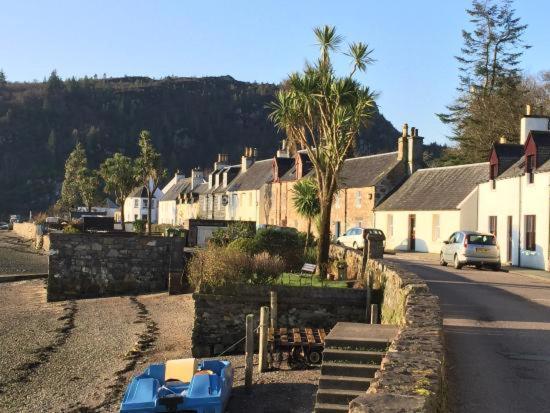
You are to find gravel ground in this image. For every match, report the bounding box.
[0,280,319,413]
[0,230,48,275]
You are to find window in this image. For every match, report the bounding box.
[526,155,535,184]
[489,216,497,237]
[467,234,496,245]
[525,215,536,251]
[249,193,253,207]
[335,192,340,209]
[432,214,440,241]
[455,232,464,244]
[355,191,362,208]
[387,214,394,238]
[134,199,139,208]
[143,199,148,208]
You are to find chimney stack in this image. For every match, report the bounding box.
[407,125,423,175]
[520,104,550,144]
[191,167,203,190]
[214,153,229,171]
[241,147,255,172]
[397,123,409,161]
[276,139,290,158]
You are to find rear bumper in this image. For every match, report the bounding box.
[458,254,500,265]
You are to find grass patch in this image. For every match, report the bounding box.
[275,273,349,288]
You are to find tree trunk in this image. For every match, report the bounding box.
[316,198,333,279]
[120,199,125,232]
[304,218,311,256]
[147,192,153,235]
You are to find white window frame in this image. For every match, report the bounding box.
[432,214,440,241]
[387,214,393,238]
[355,191,362,208]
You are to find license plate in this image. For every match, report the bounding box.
[476,248,488,253]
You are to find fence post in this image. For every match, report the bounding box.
[270,291,277,330]
[245,314,254,392]
[370,304,379,324]
[258,306,269,373]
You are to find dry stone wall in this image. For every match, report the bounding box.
[48,233,184,301]
[192,284,368,357]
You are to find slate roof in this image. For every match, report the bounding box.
[227,159,273,191]
[377,162,489,211]
[338,152,401,189]
[128,186,148,198]
[160,178,191,201]
[213,165,241,194]
[497,157,524,179]
[494,143,524,159]
[193,182,209,194]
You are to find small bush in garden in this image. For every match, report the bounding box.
[227,237,261,255]
[209,222,256,246]
[133,219,146,234]
[303,246,317,264]
[249,252,285,284]
[63,224,81,234]
[187,246,249,290]
[255,227,305,270]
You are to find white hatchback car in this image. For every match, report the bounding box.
[336,227,385,250]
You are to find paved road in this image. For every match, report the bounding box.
[389,254,550,413]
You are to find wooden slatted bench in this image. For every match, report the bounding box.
[299,263,316,285]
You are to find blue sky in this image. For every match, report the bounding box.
[1,0,548,145]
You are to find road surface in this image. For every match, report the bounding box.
[389,254,550,413]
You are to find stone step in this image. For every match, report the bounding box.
[316,388,364,406]
[318,374,373,391]
[324,337,390,352]
[321,361,380,378]
[314,402,350,413]
[322,348,385,364]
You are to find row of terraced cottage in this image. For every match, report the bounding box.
[129,106,550,271]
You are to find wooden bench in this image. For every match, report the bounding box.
[299,263,316,285]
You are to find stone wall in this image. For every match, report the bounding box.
[192,284,368,357]
[349,259,446,413]
[329,243,384,279]
[48,233,184,301]
[12,222,37,239]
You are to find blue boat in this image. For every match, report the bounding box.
[120,358,233,413]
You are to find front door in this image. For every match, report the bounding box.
[408,214,416,251]
[506,215,513,263]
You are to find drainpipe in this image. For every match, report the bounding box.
[518,177,522,267]
[344,188,348,232]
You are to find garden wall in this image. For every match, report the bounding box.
[329,245,446,413]
[48,233,184,301]
[12,222,50,251]
[192,284,368,357]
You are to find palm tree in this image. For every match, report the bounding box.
[269,25,375,278]
[291,178,320,254]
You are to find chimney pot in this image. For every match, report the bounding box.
[526,104,532,116]
[499,136,507,144]
[402,123,409,138]
[253,148,257,158]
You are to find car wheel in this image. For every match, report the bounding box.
[475,264,482,269]
[440,253,447,266]
[492,263,501,271]
[453,255,463,270]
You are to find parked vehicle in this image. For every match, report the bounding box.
[0,222,8,230]
[119,358,233,413]
[336,227,385,250]
[440,231,500,270]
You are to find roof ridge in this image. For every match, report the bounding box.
[345,151,397,161]
[417,162,488,172]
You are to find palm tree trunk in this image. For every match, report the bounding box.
[304,218,311,256]
[316,198,333,279]
[147,193,152,235]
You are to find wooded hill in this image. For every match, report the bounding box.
[0,74,402,217]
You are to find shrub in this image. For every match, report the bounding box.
[250,252,285,285]
[254,227,305,271]
[187,246,284,289]
[209,222,256,246]
[303,246,317,264]
[63,224,81,234]
[133,219,146,234]
[227,237,261,255]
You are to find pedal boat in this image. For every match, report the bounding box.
[119,358,233,413]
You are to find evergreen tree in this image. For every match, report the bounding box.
[59,143,87,211]
[47,69,64,93]
[0,69,6,87]
[135,130,166,234]
[438,0,530,163]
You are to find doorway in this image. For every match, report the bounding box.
[506,215,513,263]
[408,214,416,251]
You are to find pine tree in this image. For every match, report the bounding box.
[0,69,6,88]
[438,0,530,163]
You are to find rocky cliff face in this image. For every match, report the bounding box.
[0,75,399,217]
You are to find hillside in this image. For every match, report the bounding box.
[0,75,400,217]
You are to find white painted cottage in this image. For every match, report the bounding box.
[375,163,489,253]
[478,107,550,270]
[123,179,165,224]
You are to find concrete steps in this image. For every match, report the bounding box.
[314,322,397,413]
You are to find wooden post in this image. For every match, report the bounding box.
[370,304,378,324]
[270,291,277,330]
[258,306,269,373]
[245,314,254,392]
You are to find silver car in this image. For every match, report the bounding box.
[440,231,501,270]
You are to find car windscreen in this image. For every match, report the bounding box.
[467,234,496,245]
